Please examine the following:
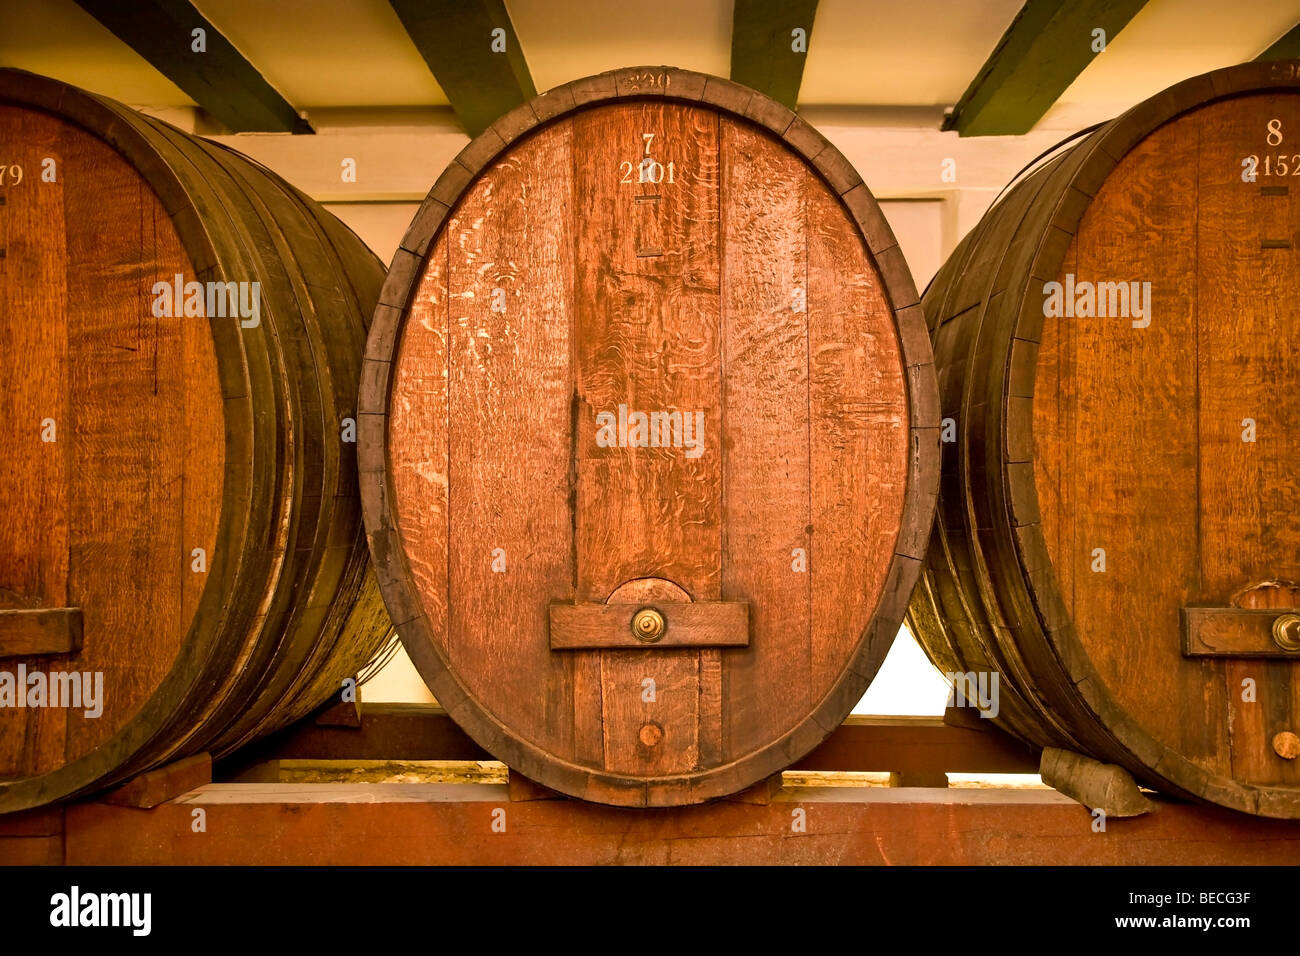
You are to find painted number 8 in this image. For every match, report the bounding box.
[1268,119,1284,146]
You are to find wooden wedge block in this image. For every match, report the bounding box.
[1040,747,1154,817]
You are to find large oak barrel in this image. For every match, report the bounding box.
[909,61,1300,817]
[0,70,392,813]
[361,67,939,807]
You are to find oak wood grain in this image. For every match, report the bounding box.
[717,116,812,759]
[0,104,72,779]
[911,65,1300,816]
[0,71,390,812]
[573,102,721,778]
[369,67,934,806]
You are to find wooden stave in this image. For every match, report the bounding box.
[0,70,390,812]
[359,66,941,807]
[907,61,1300,817]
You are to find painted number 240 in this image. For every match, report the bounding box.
[619,133,676,185]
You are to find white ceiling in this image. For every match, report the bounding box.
[0,0,195,106]
[799,0,1024,106]
[1042,0,1300,129]
[199,0,448,107]
[2,0,1299,133]
[510,0,733,94]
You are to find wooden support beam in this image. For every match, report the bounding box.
[729,0,819,110]
[888,770,949,788]
[943,0,1149,136]
[507,770,562,803]
[1256,23,1300,61]
[388,0,535,137]
[72,0,311,133]
[102,753,212,809]
[724,772,786,805]
[215,704,1041,781]
[795,715,1040,775]
[313,679,362,727]
[0,806,64,866]
[214,704,493,779]
[57,784,1300,865]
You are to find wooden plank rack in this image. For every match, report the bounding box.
[3,704,1300,865]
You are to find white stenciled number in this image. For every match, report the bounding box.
[638,157,664,183]
[637,158,675,184]
[1267,118,1284,146]
[627,72,666,90]
[621,134,676,185]
[0,164,22,185]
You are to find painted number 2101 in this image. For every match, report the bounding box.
[619,133,676,185]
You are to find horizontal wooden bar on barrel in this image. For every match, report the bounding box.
[549,602,750,649]
[1184,607,1300,658]
[0,608,82,658]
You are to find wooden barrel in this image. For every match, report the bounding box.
[909,61,1300,817]
[360,67,939,807]
[0,70,392,813]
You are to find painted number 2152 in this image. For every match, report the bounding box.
[619,133,676,185]
[1242,119,1295,181]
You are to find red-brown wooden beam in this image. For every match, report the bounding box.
[216,703,494,775]
[796,715,1038,774]
[48,785,1300,865]
[102,753,212,809]
[217,704,1041,778]
[0,805,64,866]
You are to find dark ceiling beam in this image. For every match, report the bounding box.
[943,0,1149,137]
[1256,23,1300,61]
[389,0,535,138]
[72,0,311,133]
[729,0,819,109]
